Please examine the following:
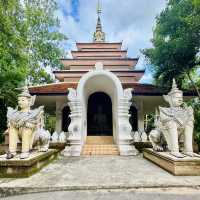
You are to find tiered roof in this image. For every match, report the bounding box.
[54,41,142,83]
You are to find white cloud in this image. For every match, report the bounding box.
[58,0,72,13]
[56,0,167,82]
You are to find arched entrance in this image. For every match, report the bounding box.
[87,92,113,136]
[62,106,71,132]
[64,62,137,156]
[77,67,123,143]
[129,105,138,132]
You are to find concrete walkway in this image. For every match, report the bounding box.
[1,154,200,197]
[3,188,200,200]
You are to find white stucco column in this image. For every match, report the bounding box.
[62,88,83,156]
[138,100,144,132]
[117,89,139,156]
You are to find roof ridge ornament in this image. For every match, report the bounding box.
[93,0,105,42]
[95,62,104,70]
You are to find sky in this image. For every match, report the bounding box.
[55,0,167,83]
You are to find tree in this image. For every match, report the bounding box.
[0,0,67,136]
[23,0,67,84]
[0,0,28,136]
[143,0,200,97]
[187,98,200,148]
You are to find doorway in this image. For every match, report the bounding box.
[62,105,71,132]
[87,92,113,136]
[129,105,138,131]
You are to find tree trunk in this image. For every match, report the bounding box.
[186,71,200,99]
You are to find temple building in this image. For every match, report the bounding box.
[28,3,195,156]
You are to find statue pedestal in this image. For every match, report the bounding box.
[49,142,66,150]
[143,148,200,176]
[0,143,65,155]
[0,149,59,178]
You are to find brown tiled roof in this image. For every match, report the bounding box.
[29,82,165,96]
[29,83,77,95]
[29,82,197,96]
[123,83,164,95]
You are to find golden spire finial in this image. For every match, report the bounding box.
[97,0,102,16]
[93,0,105,42]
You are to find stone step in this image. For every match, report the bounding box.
[86,136,114,145]
[82,144,119,155]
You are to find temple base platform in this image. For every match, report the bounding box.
[143,148,200,176]
[0,149,59,178]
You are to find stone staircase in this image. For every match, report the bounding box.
[82,144,119,155]
[81,136,120,156]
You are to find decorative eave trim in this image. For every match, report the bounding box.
[60,58,139,61]
[76,42,122,45]
[29,92,69,96]
[53,70,145,74]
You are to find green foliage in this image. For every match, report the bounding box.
[143,0,200,140]
[0,0,67,139]
[187,98,200,147]
[0,99,6,143]
[145,114,155,134]
[143,0,200,91]
[23,0,67,84]
[45,114,56,134]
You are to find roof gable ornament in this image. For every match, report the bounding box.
[95,62,104,70]
[93,0,105,42]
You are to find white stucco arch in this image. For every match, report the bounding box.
[64,62,138,156]
[77,64,123,143]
